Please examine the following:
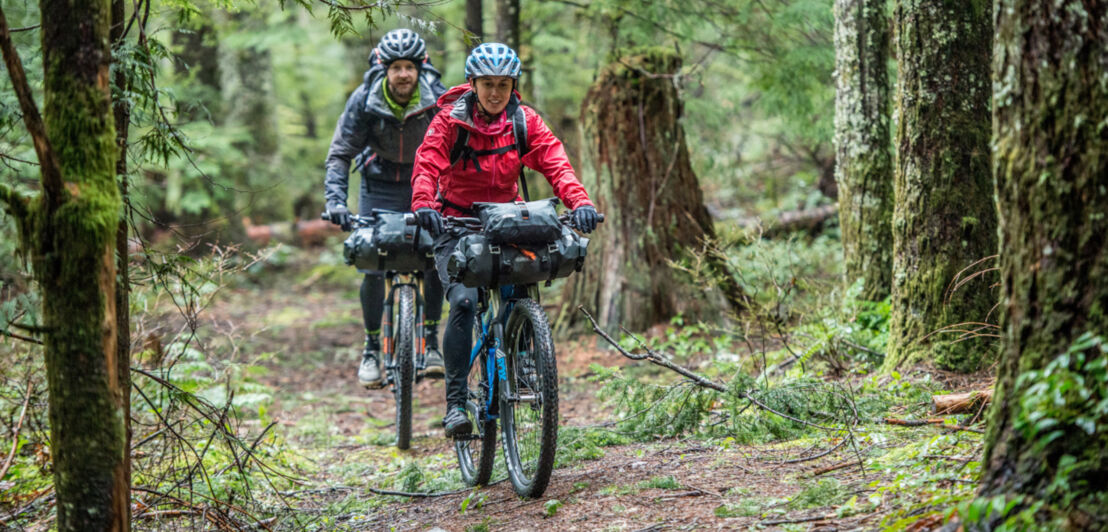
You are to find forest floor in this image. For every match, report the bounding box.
[173,245,987,532]
[1,243,988,532]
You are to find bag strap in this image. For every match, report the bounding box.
[512,106,530,202]
[448,105,532,199]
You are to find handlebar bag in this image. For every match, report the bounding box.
[472,198,563,245]
[342,212,434,272]
[446,224,589,288]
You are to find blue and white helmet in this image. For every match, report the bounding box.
[374,29,427,66]
[464,43,522,80]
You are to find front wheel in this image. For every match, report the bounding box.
[390,286,416,450]
[499,298,558,498]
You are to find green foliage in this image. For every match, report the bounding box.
[544,498,563,517]
[788,478,849,510]
[1012,333,1108,452]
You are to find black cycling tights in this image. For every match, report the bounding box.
[360,271,444,346]
[442,283,479,409]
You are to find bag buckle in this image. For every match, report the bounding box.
[489,244,501,255]
[547,242,558,254]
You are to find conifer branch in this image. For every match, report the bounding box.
[0,7,63,210]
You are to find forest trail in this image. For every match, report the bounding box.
[184,250,925,531]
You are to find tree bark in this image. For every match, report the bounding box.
[6,0,128,529]
[110,0,132,528]
[980,1,1108,526]
[172,19,222,122]
[883,0,996,373]
[832,0,893,301]
[465,0,483,50]
[495,0,519,51]
[559,48,748,333]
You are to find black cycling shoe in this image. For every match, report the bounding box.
[442,407,472,438]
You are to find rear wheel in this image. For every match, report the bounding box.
[500,298,558,498]
[456,316,497,486]
[390,286,416,450]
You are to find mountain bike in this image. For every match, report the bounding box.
[435,211,601,498]
[325,211,432,450]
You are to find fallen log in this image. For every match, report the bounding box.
[932,388,992,415]
[736,203,839,238]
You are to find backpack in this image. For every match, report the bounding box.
[438,104,532,214]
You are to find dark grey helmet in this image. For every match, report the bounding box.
[373,29,427,66]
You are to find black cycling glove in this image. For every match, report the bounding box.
[573,205,599,233]
[415,207,444,237]
[327,204,352,231]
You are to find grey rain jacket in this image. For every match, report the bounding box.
[324,65,447,210]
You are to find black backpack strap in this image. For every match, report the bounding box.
[437,192,477,216]
[513,106,530,202]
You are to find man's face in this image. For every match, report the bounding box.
[472,76,513,116]
[386,60,419,102]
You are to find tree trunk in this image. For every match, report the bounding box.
[495,0,519,50]
[559,48,748,333]
[979,1,1108,527]
[109,0,132,527]
[172,19,222,122]
[37,0,127,528]
[883,0,996,373]
[221,18,282,226]
[465,0,483,50]
[832,0,893,301]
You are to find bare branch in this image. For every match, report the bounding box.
[11,25,39,32]
[0,381,34,481]
[0,7,63,209]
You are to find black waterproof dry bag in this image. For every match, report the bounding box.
[472,198,563,244]
[343,212,434,272]
[446,224,589,288]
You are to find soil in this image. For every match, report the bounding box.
[144,252,969,532]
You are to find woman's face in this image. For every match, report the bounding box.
[472,76,513,115]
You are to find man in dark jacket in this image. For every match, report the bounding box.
[324,29,448,388]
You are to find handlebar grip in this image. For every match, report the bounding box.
[404,213,417,226]
[598,214,605,223]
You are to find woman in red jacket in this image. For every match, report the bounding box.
[411,43,598,437]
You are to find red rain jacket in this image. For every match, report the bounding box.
[411,84,593,216]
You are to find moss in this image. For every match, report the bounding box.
[980,0,1108,521]
[884,0,996,373]
[834,0,894,301]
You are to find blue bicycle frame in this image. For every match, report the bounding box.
[469,285,524,420]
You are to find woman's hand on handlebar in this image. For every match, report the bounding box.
[414,207,444,237]
[572,205,601,233]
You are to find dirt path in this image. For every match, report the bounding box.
[188,257,961,531]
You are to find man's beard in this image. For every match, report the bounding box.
[390,81,416,102]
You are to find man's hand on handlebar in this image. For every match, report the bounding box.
[415,207,444,237]
[325,204,352,231]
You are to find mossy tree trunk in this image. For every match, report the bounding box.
[979,1,1108,526]
[0,0,128,529]
[832,0,893,301]
[883,0,996,372]
[110,0,132,527]
[559,48,748,333]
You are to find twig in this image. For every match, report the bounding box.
[759,514,832,526]
[770,438,848,465]
[883,417,984,434]
[808,460,857,477]
[0,381,34,481]
[368,477,509,498]
[0,329,42,345]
